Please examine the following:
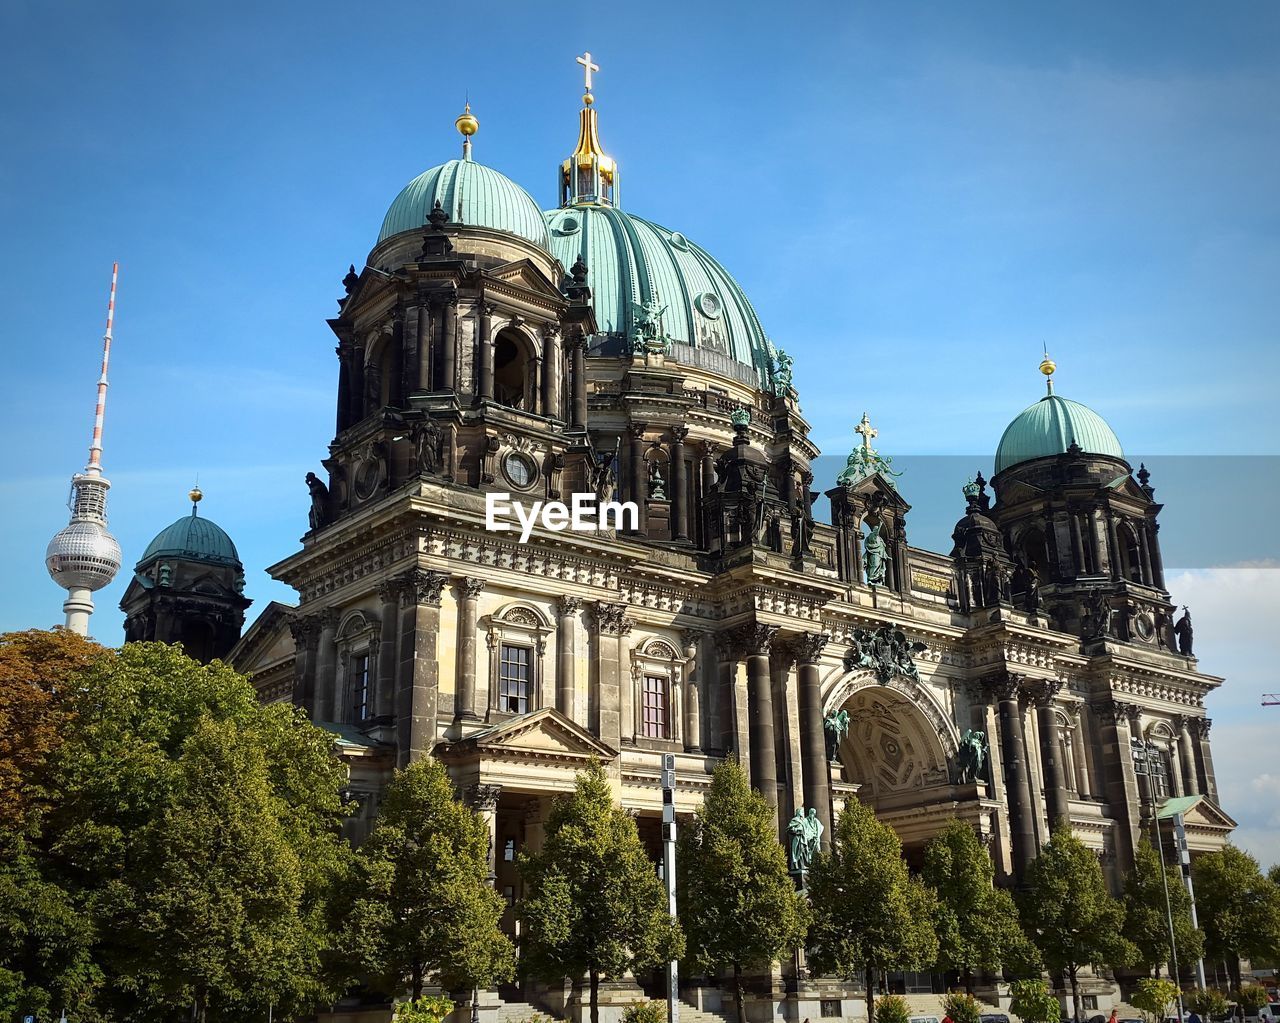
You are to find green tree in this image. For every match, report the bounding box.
[1018,825,1136,1023]
[1186,988,1229,1018]
[0,637,353,1023]
[1009,979,1063,1023]
[339,757,514,999]
[807,799,939,1023]
[923,819,1040,991]
[518,761,683,1023]
[1132,978,1181,1023]
[677,761,809,1023]
[1193,846,1280,990]
[1122,838,1205,978]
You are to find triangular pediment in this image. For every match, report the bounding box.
[228,601,296,676]
[847,472,912,514]
[488,260,565,303]
[994,477,1044,506]
[447,707,616,762]
[1182,796,1237,832]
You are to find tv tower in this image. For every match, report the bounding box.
[45,263,124,635]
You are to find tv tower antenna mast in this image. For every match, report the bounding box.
[45,263,124,635]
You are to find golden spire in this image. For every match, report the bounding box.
[562,51,618,207]
[455,101,478,161]
[189,483,203,515]
[1039,344,1057,395]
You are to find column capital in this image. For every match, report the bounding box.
[628,422,648,440]
[288,614,320,644]
[1189,716,1212,740]
[1096,699,1139,726]
[672,426,689,442]
[1025,678,1064,708]
[593,600,632,636]
[981,669,1026,703]
[459,577,486,600]
[465,783,502,811]
[315,607,341,631]
[399,568,448,608]
[737,623,778,657]
[790,631,830,665]
[377,578,404,605]
[557,595,584,616]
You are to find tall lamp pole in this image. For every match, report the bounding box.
[663,754,679,1023]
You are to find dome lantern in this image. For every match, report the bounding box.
[560,51,619,208]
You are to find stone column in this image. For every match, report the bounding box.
[455,577,485,724]
[542,325,560,419]
[681,630,703,752]
[1168,736,1186,797]
[336,343,352,433]
[466,783,502,884]
[793,632,832,850]
[671,427,689,542]
[1177,717,1199,796]
[350,344,366,422]
[1032,681,1070,831]
[569,332,587,428]
[1107,513,1123,579]
[314,609,340,723]
[1191,717,1217,800]
[416,296,433,392]
[1070,511,1087,575]
[1138,525,1154,585]
[989,673,1037,878]
[1069,705,1092,799]
[478,304,494,402]
[629,423,648,535]
[1150,521,1166,588]
[376,580,401,718]
[441,297,458,393]
[592,602,631,750]
[556,596,581,720]
[395,568,447,767]
[289,615,320,717]
[1097,700,1142,869]
[714,632,748,774]
[743,624,780,821]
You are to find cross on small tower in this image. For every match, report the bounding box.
[576,51,599,93]
[855,411,878,452]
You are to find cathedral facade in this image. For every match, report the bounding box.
[227,62,1234,1020]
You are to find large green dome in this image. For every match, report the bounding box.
[139,511,241,567]
[378,159,551,250]
[994,393,1125,474]
[544,205,772,385]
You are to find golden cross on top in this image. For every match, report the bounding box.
[855,411,878,451]
[576,51,599,93]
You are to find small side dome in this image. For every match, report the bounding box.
[378,160,551,250]
[139,511,241,568]
[994,393,1124,475]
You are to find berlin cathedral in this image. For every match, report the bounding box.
[115,54,1234,1022]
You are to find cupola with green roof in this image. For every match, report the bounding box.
[993,353,1125,475]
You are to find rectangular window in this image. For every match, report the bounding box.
[1083,997,1098,1011]
[642,675,667,739]
[350,652,370,722]
[499,644,531,714]
[820,1002,842,1019]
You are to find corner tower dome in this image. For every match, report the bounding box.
[377,107,551,251]
[139,500,242,568]
[994,354,1125,475]
[544,53,774,388]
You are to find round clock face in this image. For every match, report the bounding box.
[503,452,535,488]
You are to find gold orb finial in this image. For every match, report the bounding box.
[1039,354,1056,377]
[455,101,478,137]
[583,91,593,106]
[189,484,203,512]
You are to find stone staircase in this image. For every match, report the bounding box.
[902,994,1010,1020]
[677,1003,737,1023]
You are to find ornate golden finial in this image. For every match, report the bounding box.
[189,483,203,514]
[1039,344,1056,395]
[561,50,617,207]
[455,100,478,160]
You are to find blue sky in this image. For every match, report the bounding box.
[2,2,1278,855]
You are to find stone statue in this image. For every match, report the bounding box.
[788,808,823,874]
[306,471,330,530]
[648,459,667,500]
[770,348,794,397]
[845,624,928,684]
[158,562,171,587]
[364,361,382,411]
[1082,588,1112,640]
[823,709,849,761]
[592,458,617,503]
[414,418,441,475]
[863,524,888,586]
[631,297,669,355]
[1025,567,1041,615]
[1174,607,1194,656]
[954,729,988,785]
[789,508,812,557]
[735,470,764,543]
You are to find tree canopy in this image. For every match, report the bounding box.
[518,761,683,1023]
[337,757,514,1000]
[807,798,938,1022]
[1018,825,1136,1023]
[677,761,809,1023]
[0,635,353,1023]
[1122,838,1204,978]
[1193,844,1280,989]
[922,819,1040,989]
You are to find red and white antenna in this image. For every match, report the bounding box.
[85,260,118,476]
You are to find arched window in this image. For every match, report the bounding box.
[1020,525,1050,581]
[494,327,533,410]
[1118,521,1143,583]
